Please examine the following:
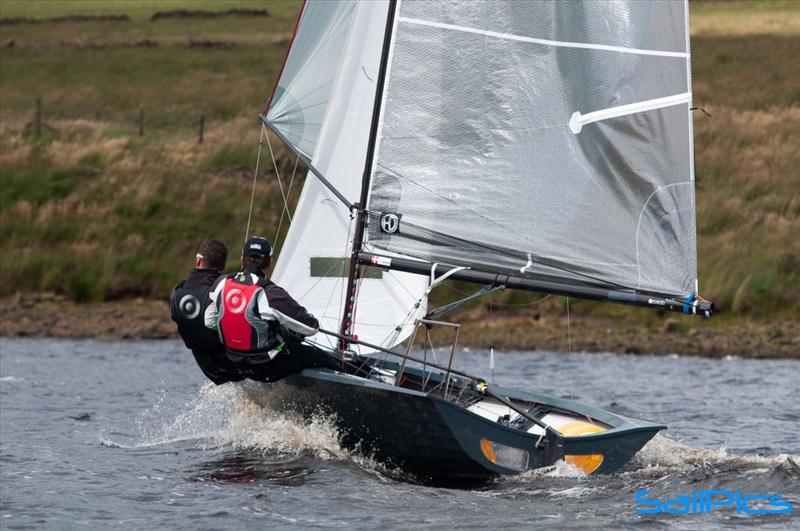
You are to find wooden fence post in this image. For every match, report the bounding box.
[35,98,42,138]
[198,114,204,144]
[138,108,144,136]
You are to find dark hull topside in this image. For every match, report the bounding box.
[243,360,664,482]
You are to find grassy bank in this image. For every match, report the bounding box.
[2,293,797,359]
[1,0,305,301]
[1,1,798,327]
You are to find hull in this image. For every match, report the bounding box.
[243,365,665,481]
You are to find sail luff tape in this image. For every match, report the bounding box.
[398,17,689,59]
[569,92,692,134]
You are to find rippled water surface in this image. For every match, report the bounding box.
[1,337,798,529]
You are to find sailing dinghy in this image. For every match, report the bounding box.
[247,0,714,481]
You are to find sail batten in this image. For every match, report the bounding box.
[396,16,690,58]
[569,92,692,134]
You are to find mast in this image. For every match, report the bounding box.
[338,0,398,349]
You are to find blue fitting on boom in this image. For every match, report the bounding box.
[683,292,696,315]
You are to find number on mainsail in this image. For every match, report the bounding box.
[265,0,713,351]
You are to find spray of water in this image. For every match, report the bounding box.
[102,383,799,488]
[630,434,800,476]
[100,383,347,462]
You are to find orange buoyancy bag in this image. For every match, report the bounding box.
[219,276,261,353]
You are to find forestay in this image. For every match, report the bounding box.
[268,0,428,350]
[366,0,698,299]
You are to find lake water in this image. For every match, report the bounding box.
[1,337,798,529]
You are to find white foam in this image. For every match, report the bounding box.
[548,485,603,498]
[132,383,349,460]
[525,460,588,479]
[629,434,799,476]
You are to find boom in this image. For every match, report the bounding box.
[359,252,714,318]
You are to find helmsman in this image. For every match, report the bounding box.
[205,236,336,381]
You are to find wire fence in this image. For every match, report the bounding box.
[22,98,210,144]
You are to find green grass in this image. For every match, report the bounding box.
[205,143,258,170]
[0,0,291,20]
[1,23,296,127]
[0,0,797,322]
[691,0,800,36]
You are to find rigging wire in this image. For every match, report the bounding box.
[493,294,552,307]
[244,124,266,242]
[274,154,300,250]
[259,121,350,352]
[376,264,467,349]
[265,126,293,232]
[489,292,495,383]
[566,296,573,400]
[566,297,572,354]
[330,214,354,324]
[441,283,552,307]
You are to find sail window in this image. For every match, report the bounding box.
[310,257,382,279]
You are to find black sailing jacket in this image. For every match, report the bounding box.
[170,268,242,385]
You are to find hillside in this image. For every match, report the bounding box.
[1,1,798,335]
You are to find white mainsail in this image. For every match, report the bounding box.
[268,0,428,350]
[269,0,708,339]
[367,0,698,299]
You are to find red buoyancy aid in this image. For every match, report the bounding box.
[219,276,262,352]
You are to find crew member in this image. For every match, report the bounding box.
[170,239,242,385]
[204,236,338,381]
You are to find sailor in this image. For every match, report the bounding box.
[204,236,337,381]
[170,239,242,385]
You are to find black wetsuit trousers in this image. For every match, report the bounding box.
[236,340,346,383]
